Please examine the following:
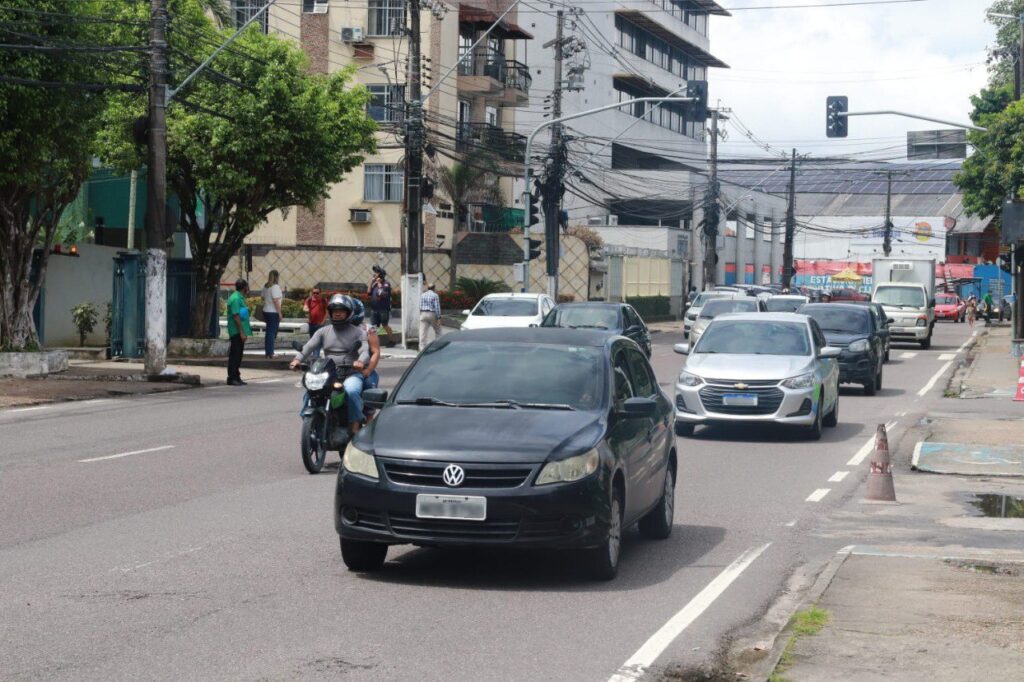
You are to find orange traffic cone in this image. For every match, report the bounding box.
[864,423,896,502]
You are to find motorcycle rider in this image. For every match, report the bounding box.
[349,298,381,392]
[290,294,370,434]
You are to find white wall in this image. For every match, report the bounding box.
[794,215,947,261]
[41,244,120,347]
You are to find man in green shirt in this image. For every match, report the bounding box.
[983,291,994,324]
[226,279,251,385]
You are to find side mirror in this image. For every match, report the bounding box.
[461,309,472,316]
[886,318,895,325]
[673,343,690,355]
[620,397,657,418]
[929,299,936,308]
[362,388,389,407]
[820,346,842,359]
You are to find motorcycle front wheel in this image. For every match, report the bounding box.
[301,414,327,474]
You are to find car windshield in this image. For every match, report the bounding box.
[764,297,807,313]
[694,321,811,356]
[472,298,538,317]
[692,292,729,307]
[699,298,759,318]
[394,341,606,410]
[803,307,870,334]
[541,306,619,330]
[936,294,957,305]
[874,286,926,308]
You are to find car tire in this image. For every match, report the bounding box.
[884,346,890,363]
[585,491,623,581]
[639,465,675,540]
[823,393,838,427]
[920,336,931,350]
[340,538,388,572]
[863,375,877,396]
[806,406,823,441]
[875,366,883,392]
[674,422,695,437]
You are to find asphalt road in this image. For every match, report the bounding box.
[0,321,977,681]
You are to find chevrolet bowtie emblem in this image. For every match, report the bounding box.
[733,383,749,390]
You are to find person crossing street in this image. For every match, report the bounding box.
[418,282,442,348]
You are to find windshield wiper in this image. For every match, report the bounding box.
[396,396,459,407]
[459,399,576,411]
[569,324,609,330]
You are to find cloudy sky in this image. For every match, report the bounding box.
[711,0,995,160]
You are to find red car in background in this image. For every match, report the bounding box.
[935,293,965,322]
[828,287,870,302]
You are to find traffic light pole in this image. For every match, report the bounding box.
[521,97,693,293]
[782,149,797,290]
[883,170,893,256]
[837,110,985,133]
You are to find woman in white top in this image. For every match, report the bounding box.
[262,270,283,358]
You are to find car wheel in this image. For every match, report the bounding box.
[806,405,823,441]
[639,465,675,540]
[863,375,877,396]
[920,336,931,350]
[339,538,388,572]
[823,393,838,427]
[884,346,890,363]
[875,366,883,392]
[585,491,623,581]
[674,422,695,437]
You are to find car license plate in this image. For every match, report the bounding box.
[722,393,758,406]
[415,494,487,521]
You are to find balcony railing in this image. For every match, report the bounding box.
[458,48,531,95]
[456,122,526,162]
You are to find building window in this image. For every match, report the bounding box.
[615,80,702,140]
[233,1,268,33]
[368,0,405,36]
[367,84,405,122]
[615,15,709,82]
[745,213,756,240]
[302,0,328,12]
[364,164,404,201]
[485,106,499,127]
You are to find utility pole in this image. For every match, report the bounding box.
[144,0,169,375]
[883,169,893,256]
[127,169,139,250]
[702,109,721,289]
[402,0,424,348]
[782,148,797,289]
[539,10,565,299]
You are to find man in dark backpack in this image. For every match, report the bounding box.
[368,266,395,346]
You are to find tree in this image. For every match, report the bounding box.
[985,0,1024,88]
[98,4,377,336]
[955,100,1024,218]
[432,153,505,291]
[0,1,115,350]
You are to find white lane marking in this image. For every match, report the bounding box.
[938,353,955,361]
[608,543,772,682]
[4,405,48,414]
[828,471,849,483]
[899,352,918,359]
[784,520,797,527]
[252,378,284,384]
[78,445,175,463]
[847,421,897,467]
[917,361,953,397]
[806,488,831,502]
[956,335,975,353]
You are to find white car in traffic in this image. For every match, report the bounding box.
[461,293,555,330]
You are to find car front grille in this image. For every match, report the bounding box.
[380,459,534,489]
[699,385,785,415]
[702,378,781,387]
[346,510,578,543]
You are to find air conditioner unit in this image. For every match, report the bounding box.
[587,217,605,226]
[341,26,365,43]
[349,208,372,223]
[311,1,328,14]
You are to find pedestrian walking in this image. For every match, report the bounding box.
[966,295,977,327]
[418,282,442,348]
[983,291,994,324]
[303,286,327,336]
[226,279,251,386]
[368,266,395,346]
[261,270,283,358]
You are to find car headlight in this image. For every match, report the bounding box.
[536,449,599,486]
[678,371,704,387]
[303,371,329,391]
[782,372,815,389]
[342,443,379,480]
[916,316,927,327]
[848,339,870,353]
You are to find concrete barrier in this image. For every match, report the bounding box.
[0,351,69,378]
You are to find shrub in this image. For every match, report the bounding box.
[455,277,508,300]
[71,302,99,346]
[281,299,304,318]
[627,296,671,319]
[285,286,309,301]
[566,225,604,250]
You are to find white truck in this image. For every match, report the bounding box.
[870,257,937,349]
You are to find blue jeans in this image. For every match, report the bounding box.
[264,312,280,357]
[343,373,365,423]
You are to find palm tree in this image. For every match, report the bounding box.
[433,152,506,291]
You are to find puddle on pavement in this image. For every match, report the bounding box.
[968,494,1024,518]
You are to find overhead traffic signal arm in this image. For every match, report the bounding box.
[825,96,986,138]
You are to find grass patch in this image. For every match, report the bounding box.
[767,607,831,682]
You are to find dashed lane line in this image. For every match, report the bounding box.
[899,352,918,359]
[828,471,849,483]
[78,445,175,463]
[806,488,831,502]
[917,361,953,398]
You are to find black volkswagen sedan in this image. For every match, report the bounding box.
[799,303,885,395]
[335,328,676,580]
[540,302,652,357]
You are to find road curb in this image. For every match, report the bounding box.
[945,329,987,397]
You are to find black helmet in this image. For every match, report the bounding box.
[327,294,354,327]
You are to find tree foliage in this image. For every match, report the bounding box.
[985,0,1024,88]
[98,0,377,336]
[0,0,115,349]
[955,100,1024,218]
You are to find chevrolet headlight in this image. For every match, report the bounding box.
[848,339,870,353]
[679,371,704,387]
[782,372,815,389]
[536,449,599,486]
[342,443,379,480]
[303,371,329,391]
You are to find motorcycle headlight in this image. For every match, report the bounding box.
[848,339,870,353]
[536,449,599,486]
[782,372,815,389]
[303,371,329,391]
[342,443,379,480]
[678,371,704,387]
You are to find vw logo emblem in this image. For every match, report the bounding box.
[442,464,465,487]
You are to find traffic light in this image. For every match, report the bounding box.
[528,192,541,227]
[528,238,543,260]
[687,80,708,122]
[999,252,1012,273]
[826,96,848,138]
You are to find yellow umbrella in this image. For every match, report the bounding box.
[831,268,862,283]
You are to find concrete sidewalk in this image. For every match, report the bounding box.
[956,324,1022,399]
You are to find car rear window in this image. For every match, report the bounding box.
[395,341,606,410]
[542,306,620,330]
[764,297,807,313]
[472,298,538,317]
[699,298,759,318]
[802,306,871,334]
[694,321,811,356]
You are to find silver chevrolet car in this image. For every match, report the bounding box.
[683,291,734,337]
[673,313,841,440]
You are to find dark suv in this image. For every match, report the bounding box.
[799,303,885,395]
